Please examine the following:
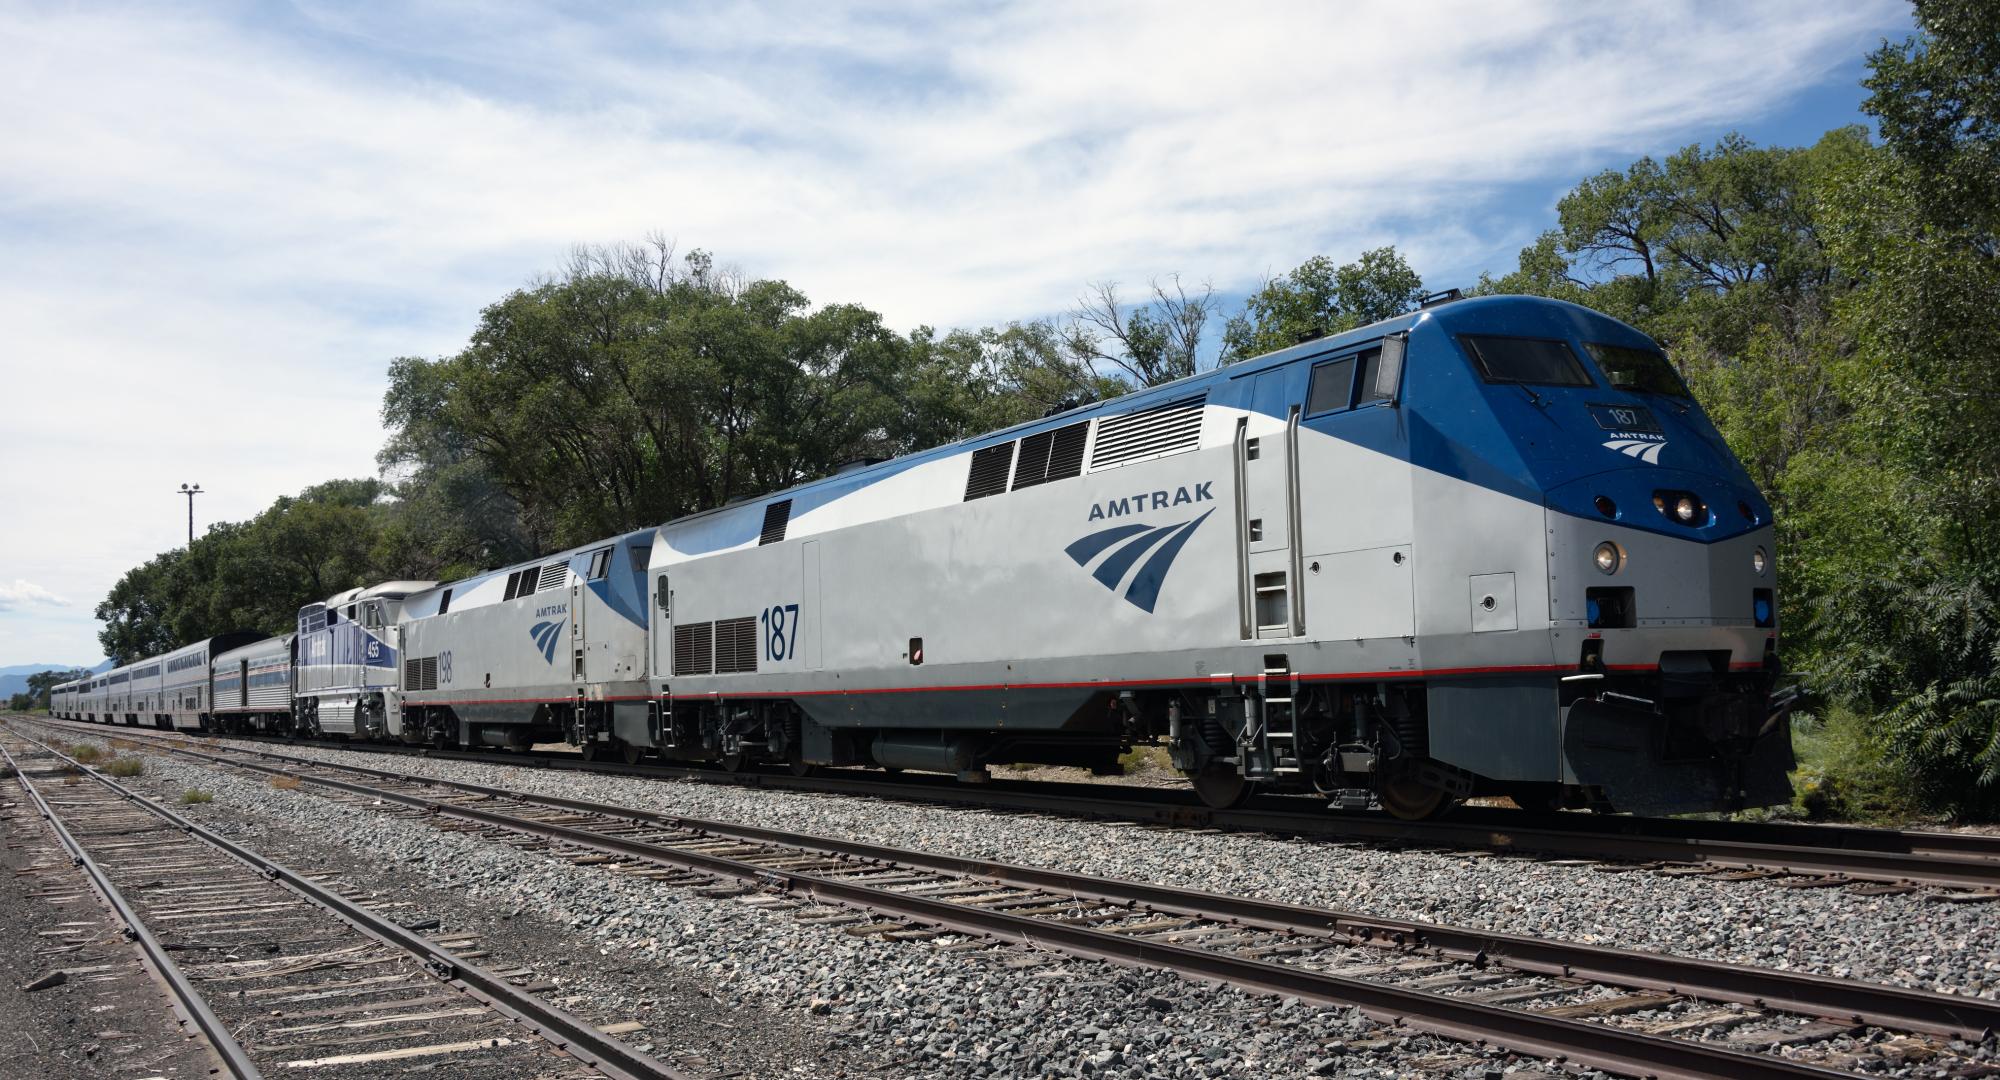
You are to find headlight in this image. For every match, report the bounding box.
[1653,490,1708,526]
[1593,541,1621,575]
[1752,547,1768,576]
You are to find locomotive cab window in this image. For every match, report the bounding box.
[1305,346,1387,416]
[1460,335,1593,387]
[587,548,613,580]
[1584,342,1688,398]
[1354,347,1391,405]
[1305,357,1355,415]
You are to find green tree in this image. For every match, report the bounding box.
[380,243,1039,549]
[1801,1,2000,814]
[1220,247,1424,363]
[23,668,89,711]
[95,480,394,662]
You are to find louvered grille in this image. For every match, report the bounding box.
[403,657,437,691]
[1089,395,1205,470]
[674,622,713,676]
[1012,429,1054,489]
[1046,420,1089,480]
[536,561,568,592]
[714,616,759,674]
[963,442,1015,500]
[760,499,792,546]
[1012,419,1090,489]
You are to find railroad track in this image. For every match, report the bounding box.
[31,718,2000,1080]
[0,728,693,1080]
[30,712,2000,893]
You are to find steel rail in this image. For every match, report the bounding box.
[1,741,265,1079]
[5,729,692,1080]
[105,733,1867,1079]
[127,731,2000,1042]
[26,714,2000,885]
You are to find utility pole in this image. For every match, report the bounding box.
[178,483,203,545]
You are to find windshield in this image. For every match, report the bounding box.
[1585,342,1688,398]
[1459,335,1593,387]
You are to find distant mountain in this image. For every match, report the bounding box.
[1,659,111,700]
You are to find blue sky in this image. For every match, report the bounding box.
[0,1,1915,667]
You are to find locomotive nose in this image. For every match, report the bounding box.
[1545,468,1772,630]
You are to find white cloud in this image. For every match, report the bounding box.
[0,0,1904,662]
[0,580,70,612]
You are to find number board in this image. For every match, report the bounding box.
[1587,403,1662,433]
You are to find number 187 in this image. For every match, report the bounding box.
[760,604,800,661]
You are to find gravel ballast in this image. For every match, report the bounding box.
[81,739,1554,1080]
[241,741,2000,1002]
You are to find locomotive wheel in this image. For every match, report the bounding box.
[621,742,646,766]
[719,751,748,773]
[579,740,603,762]
[1189,766,1252,810]
[1377,776,1452,821]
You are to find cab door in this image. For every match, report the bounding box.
[649,573,672,680]
[1238,365,1306,638]
[570,565,587,681]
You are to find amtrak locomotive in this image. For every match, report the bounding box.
[49,296,1792,819]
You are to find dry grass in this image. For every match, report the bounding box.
[1117,745,1175,775]
[109,738,140,751]
[269,775,302,791]
[179,788,213,805]
[68,744,103,764]
[104,757,145,777]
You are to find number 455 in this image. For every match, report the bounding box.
[760,604,800,661]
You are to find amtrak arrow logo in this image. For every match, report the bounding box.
[1602,436,1666,464]
[1065,509,1213,613]
[529,618,567,664]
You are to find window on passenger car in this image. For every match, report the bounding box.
[1460,335,1593,387]
[1584,342,1689,398]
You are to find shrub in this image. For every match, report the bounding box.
[1810,563,2000,819]
[68,744,103,764]
[179,789,213,805]
[104,757,145,777]
[1789,708,1924,823]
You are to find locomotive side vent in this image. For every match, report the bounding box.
[503,569,534,600]
[760,499,793,545]
[536,561,568,592]
[673,622,714,676]
[714,616,759,673]
[963,442,1015,500]
[1089,395,1205,471]
[1012,419,1091,490]
[402,657,437,691]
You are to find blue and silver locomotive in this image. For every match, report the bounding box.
[49,295,1790,819]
